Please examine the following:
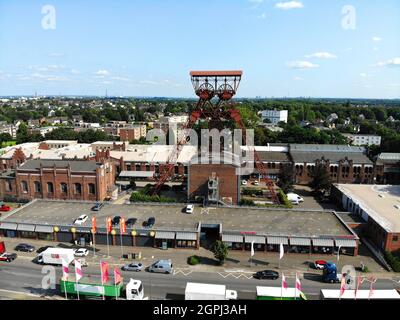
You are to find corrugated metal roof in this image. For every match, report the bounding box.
[335,239,357,248]
[0,222,17,230]
[244,235,265,244]
[176,232,197,240]
[267,236,289,245]
[155,231,175,240]
[17,224,35,232]
[35,225,54,233]
[18,159,99,172]
[290,144,366,153]
[290,237,311,246]
[312,238,334,247]
[222,234,243,243]
[290,151,372,165]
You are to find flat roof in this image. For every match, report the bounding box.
[1,200,353,237]
[335,184,400,233]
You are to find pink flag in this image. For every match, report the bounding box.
[295,274,302,292]
[114,268,122,285]
[282,273,287,290]
[354,275,363,298]
[368,277,377,299]
[340,276,346,297]
[101,261,110,284]
[75,259,83,282]
[62,258,69,280]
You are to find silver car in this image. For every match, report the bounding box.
[147,259,173,274]
[122,262,143,272]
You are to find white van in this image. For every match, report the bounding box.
[286,193,304,205]
[147,259,173,274]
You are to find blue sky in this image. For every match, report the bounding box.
[0,0,399,98]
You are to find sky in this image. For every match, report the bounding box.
[0,0,399,98]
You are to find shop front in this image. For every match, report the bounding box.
[312,238,334,254]
[244,235,266,251]
[288,237,311,254]
[267,236,289,252]
[176,232,198,248]
[0,222,18,238]
[334,238,357,256]
[222,233,244,250]
[35,225,54,241]
[155,231,176,249]
[17,223,36,239]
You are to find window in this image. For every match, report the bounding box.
[47,182,54,193]
[60,182,68,194]
[126,164,131,171]
[34,181,41,193]
[135,164,141,171]
[5,180,12,192]
[75,183,82,194]
[88,183,95,195]
[21,181,28,193]
[393,235,399,242]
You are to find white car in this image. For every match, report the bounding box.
[241,180,247,185]
[74,214,88,225]
[253,180,259,186]
[185,204,194,214]
[74,248,89,257]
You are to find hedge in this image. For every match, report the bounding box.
[187,255,200,265]
[277,190,293,209]
[384,251,400,272]
[129,192,175,203]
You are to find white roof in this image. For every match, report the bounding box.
[336,184,400,233]
[185,282,226,295]
[241,145,288,152]
[42,248,75,255]
[0,142,41,159]
[320,289,400,299]
[256,286,301,298]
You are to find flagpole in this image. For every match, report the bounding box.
[100,261,105,300]
[120,229,124,258]
[92,231,96,257]
[75,275,80,300]
[295,273,297,301]
[63,278,68,300]
[106,231,110,257]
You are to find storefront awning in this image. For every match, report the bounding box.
[244,235,265,244]
[155,231,175,240]
[312,238,334,247]
[35,225,54,233]
[17,224,35,232]
[176,232,197,240]
[267,236,289,245]
[0,222,17,230]
[335,239,357,248]
[222,234,243,243]
[290,237,311,246]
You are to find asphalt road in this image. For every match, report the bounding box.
[1,258,400,300]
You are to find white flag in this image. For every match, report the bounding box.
[251,241,255,257]
[75,259,83,282]
[62,258,69,280]
[279,243,284,260]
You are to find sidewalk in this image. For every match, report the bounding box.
[2,236,394,279]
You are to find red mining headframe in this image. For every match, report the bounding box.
[152,70,279,204]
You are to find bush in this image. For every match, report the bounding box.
[384,251,400,272]
[278,190,293,208]
[187,255,200,265]
[239,199,256,206]
[129,192,175,203]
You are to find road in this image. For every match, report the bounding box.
[1,257,400,300]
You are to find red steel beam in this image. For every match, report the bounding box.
[190,70,243,77]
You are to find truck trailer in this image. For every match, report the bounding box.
[185,282,238,300]
[320,289,400,300]
[256,286,307,300]
[37,248,75,265]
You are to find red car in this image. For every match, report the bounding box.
[0,205,11,212]
[314,260,327,270]
[0,253,17,262]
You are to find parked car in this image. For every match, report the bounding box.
[122,262,143,272]
[286,193,304,205]
[74,214,88,225]
[241,180,247,185]
[147,217,155,228]
[147,259,173,274]
[0,253,17,262]
[0,204,11,212]
[36,246,53,254]
[14,243,35,252]
[91,202,104,211]
[112,216,121,226]
[126,218,137,227]
[185,204,194,214]
[253,270,279,280]
[74,248,89,257]
[313,260,327,270]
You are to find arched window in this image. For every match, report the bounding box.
[21,181,28,193]
[75,183,82,194]
[88,183,95,195]
[47,182,54,193]
[60,183,68,194]
[34,181,41,193]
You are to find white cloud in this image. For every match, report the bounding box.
[275,1,303,10]
[139,80,159,85]
[360,73,368,77]
[305,52,337,59]
[376,57,400,67]
[49,53,65,57]
[111,76,131,81]
[372,36,382,42]
[373,47,379,51]
[96,70,110,76]
[286,61,319,69]
[70,69,80,74]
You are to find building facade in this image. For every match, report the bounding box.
[259,110,288,124]
[343,134,381,146]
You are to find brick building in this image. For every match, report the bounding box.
[374,153,400,184]
[0,158,115,202]
[119,124,147,142]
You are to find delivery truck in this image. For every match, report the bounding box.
[185,282,237,300]
[60,276,145,300]
[37,248,75,265]
[256,286,307,300]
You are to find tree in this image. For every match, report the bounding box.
[210,240,229,266]
[277,163,294,193]
[309,163,331,194]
